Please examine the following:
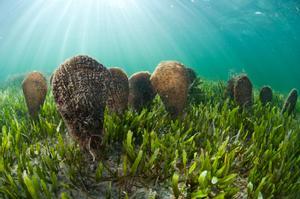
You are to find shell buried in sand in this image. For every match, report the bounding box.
[150,61,189,118]
[282,89,298,116]
[259,86,273,105]
[107,67,129,114]
[128,71,156,111]
[234,75,253,107]
[52,55,111,156]
[225,75,254,107]
[22,71,48,118]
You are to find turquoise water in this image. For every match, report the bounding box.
[0,0,299,92]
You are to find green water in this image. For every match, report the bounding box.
[0,0,299,92]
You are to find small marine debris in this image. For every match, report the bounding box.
[150,61,189,118]
[128,71,156,111]
[233,75,253,107]
[185,67,197,86]
[52,55,111,158]
[259,86,273,105]
[281,89,298,116]
[22,71,48,118]
[255,11,264,15]
[107,67,129,114]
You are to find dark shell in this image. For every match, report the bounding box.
[186,67,197,86]
[22,72,48,117]
[128,72,156,111]
[259,86,273,105]
[107,67,129,114]
[150,61,189,118]
[225,78,236,99]
[52,55,111,151]
[233,75,253,107]
[281,89,298,116]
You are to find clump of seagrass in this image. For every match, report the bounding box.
[259,86,273,105]
[22,71,48,117]
[128,72,156,111]
[186,68,204,105]
[281,89,298,116]
[187,78,205,105]
[52,55,111,158]
[107,67,129,114]
[150,61,189,118]
[186,67,197,86]
[49,73,54,86]
[233,75,253,107]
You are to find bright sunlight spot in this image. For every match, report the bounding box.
[108,0,135,9]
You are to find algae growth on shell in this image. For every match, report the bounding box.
[0,0,300,198]
[52,55,111,154]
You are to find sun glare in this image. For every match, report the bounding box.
[108,0,134,10]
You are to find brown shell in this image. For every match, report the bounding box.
[52,55,111,151]
[233,75,253,107]
[107,67,129,114]
[22,72,48,117]
[128,72,156,111]
[259,86,273,105]
[150,61,189,117]
[281,89,298,116]
[186,67,197,86]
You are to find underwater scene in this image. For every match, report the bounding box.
[0,0,300,198]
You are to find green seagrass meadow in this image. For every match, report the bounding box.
[0,78,299,198]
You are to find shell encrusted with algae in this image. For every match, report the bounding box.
[233,75,253,107]
[281,89,298,116]
[259,86,273,105]
[107,67,129,114]
[150,61,189,117]
[128,72,156,111]
[52,55,111,152]
[22,71,48,117]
